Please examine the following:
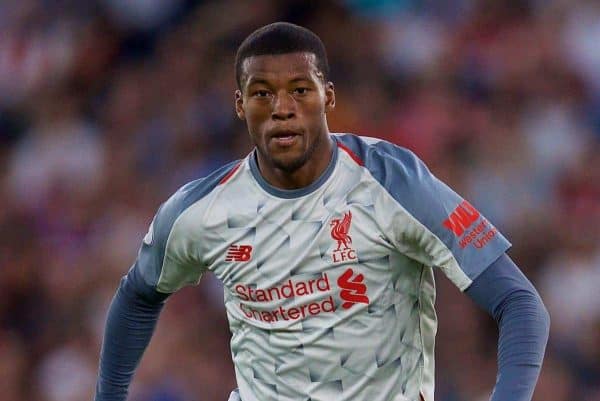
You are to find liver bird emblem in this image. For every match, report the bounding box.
[330,211,353,251]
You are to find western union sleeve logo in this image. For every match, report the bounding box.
[442,200,499,250]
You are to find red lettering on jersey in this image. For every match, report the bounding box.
[226,244,253,262]
[234,274,336,323]
[442,200,480,237]
[337,268,369,309]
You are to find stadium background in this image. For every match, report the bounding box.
[1,0,599,400]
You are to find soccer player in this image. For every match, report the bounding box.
[95,22,550,401]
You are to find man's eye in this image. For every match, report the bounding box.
[254,90,270,97]
[294,88,309,95]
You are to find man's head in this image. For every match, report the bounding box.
[235,22,330,90]
[234,22,335,179]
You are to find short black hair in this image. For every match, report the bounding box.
[235,22,330,89]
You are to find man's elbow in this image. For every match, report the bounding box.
[522,288,550,329]
[536,292,551,340]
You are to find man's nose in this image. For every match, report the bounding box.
[272,91,296,120]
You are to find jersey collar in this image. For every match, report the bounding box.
[248,136,338,199]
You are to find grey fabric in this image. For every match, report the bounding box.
[95,275,165,401]
[466,254,550,401]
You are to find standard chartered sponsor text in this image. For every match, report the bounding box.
[235,274,336,322]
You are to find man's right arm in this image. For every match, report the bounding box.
[94,185,206,400]
[95,265,169,401]
[94,163,241,400]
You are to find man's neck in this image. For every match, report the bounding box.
[257,136,334,190]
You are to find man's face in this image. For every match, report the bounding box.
[235,52,335,173]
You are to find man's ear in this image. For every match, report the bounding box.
[235,90,245,120]
[325,82,335,113]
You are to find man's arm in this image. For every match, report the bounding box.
[335,137,548,398]
[94,163,239,400]
[465,254,550,401]
[95,266,169,401]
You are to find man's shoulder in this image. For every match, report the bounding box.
[334,133,425,178]
[156,159,244,226]
[176,159,243,202]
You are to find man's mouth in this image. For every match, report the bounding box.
[270,131,301,147]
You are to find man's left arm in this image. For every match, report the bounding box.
[346,140,551,399]
[465,253,550,401]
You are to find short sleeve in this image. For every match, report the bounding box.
[336,134,511,290]
[130,191,204,295]
[127,160,242,294]
[378,145,510,289]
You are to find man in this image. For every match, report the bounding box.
[95,22,550,401]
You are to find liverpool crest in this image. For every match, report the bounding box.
[330,211,357,263]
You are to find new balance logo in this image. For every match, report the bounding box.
[337,268,369,309]
[225,245,253,262]
[442,200,480,237]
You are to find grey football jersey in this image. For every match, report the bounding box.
[133,134,510,401]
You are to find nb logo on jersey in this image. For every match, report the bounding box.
[226,245,253,262]
[442,200,480,237]
[337,268,369,309]
[330,211,357,263]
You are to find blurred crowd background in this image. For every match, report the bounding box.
[1,0,599,400]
